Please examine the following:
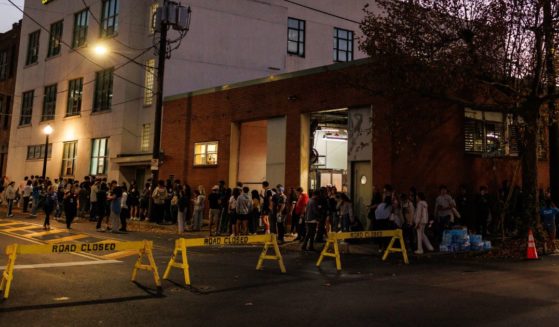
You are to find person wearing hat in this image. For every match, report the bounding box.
[5,181,17,217]
[208,185,221,235]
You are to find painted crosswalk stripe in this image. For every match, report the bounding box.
[3,225,41,232]
[0,221,22,227]
[26,229,67,237]
[46,234,90,243]
[0,260,122,270]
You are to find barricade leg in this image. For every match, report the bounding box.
[256,235,286,273]
[163,239,191,286]
[382,230,409,264]
[131,241,162,287]
[0,245,17,299]
[316,235,342,270]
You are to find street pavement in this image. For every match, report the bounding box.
[0,208,559,326]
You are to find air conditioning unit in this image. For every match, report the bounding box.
[174,6,191,31]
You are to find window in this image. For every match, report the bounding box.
[194,142,218,166]
[20,90,34,126]
[72,9,89,48]
[0,50,9,80]
[333,27,354,62]
[2,96,9,129]
[464,109,517,156]
[144,59,155,105]
[149,3,159,34]
[100,0,119,38]
[67,78,83,116]
[61,141,77,176]
[93,68,113,112]
[26,30,40,65]
[47,20,63,58]
[287,18,305,57]
[26,144,52,160]
[90,138,108,175]
[42,84,57,121]
[141,123,151,152]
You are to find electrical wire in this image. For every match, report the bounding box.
[283,0,361,24]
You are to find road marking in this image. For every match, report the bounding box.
[47,234,89,243]
[26,229,67,237]
[0,222,22,227]
[0,260,121,270]
[3,225,40,232]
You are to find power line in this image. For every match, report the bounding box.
[284,0,361,25]
[6,0,154,94]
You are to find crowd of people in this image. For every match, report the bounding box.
[1,175,559,254]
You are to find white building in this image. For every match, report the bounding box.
[6,0,370,184]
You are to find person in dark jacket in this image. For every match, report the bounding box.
[302,191,321,251]
[64,184,78,229]
[43,186,57,230]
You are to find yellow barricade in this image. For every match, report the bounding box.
[316,230,409,270]
[163,234,286,286]
[0,240,161,299]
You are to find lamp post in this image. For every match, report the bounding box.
[42,124,53,180]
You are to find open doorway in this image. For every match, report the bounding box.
[309,108,348,191]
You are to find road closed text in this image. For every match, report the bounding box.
[51,243,117,253]
[203,236,250,246]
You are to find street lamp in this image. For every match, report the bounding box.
[93,44,109,56]
[42,124,53,180]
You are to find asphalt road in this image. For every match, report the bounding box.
[0,209,559,326]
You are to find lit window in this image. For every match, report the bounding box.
[67,78,83,116]
[287,18,305,57]
[20,90,34,126]
[26,30,40,65]
[47,20,63,58]
[26,144,52,160]
[333,27,353,62]
[93,67,113,112]
[42,84,57,121]
[144,59,155,105]
[90,138,109,175]
[100,0,119,38]
[141,123,151,152]
[72,9,89,48]
[61,141,78,176]
[194,141,218,166]
[149,3,159,34]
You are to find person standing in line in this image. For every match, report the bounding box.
[96,182,109,231]
[208,185,221,235]
[250,190,261,234]
[434,185,456,242]
[374,195,395,251]
[261,181,273,234]
[128,181,140,221]
[17,176,28,208]
[152,180,168,224]
[119,183,129,232]
[229,188,240,236]
[339,193,354,232]
[63,184,78,229]
[22,180,32,213]
[43,185,57,230]
[90,179,99,222]
[5,181,16,218]
[275,186,288,242]
[302,191,321,251]
[108,186,123,233]
[191,186,206,231]
[292,187,309,240]
[474,186,492,237]
[540,199,559,253]
[414,192,434,254]
[236,186,252,235]
[177,185,189,233]
[30,180,41,217]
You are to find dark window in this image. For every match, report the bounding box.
[90,137,108,175]
[26,144,52,160]
[72,9,89,48]
[67,78,83,116]
[2,96,11,129]
[100,0,119,38]
[61,141,77,176]
[20,90,34,126]
[93,68,113,112]
[47,20,63,58]
[287,18,305,57]
[26,30,40,65]
[464,109,506,156]
[0,50,9,80]
[42,84,57,121]
[333,27,353,62]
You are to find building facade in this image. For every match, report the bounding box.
[160,60,551,224]
[6,0,370,184]
[0,21,21,178]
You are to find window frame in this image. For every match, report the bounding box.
[20,90,34,126]
[0,49,9,80]
[144,59,155,106]
[26,144,53,160]
[47,20,64,58]
[93,67,114,112]
[61,140,78,177]
[26,30,40,66]
[42,84,57,121]
[100,0,119,38]
[90,137,109,176]
[67,77,83,116]
[333,27,354,62]
[141,123,151,152]
[72,9,89,48]
[287,17,305,57]
[193,141,219,166]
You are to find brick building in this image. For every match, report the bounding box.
[161,59,550,224]
[0,21,21,178]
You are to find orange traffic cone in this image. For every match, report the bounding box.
[526,228,539,260]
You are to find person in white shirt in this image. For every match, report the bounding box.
[414,192,434,254]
